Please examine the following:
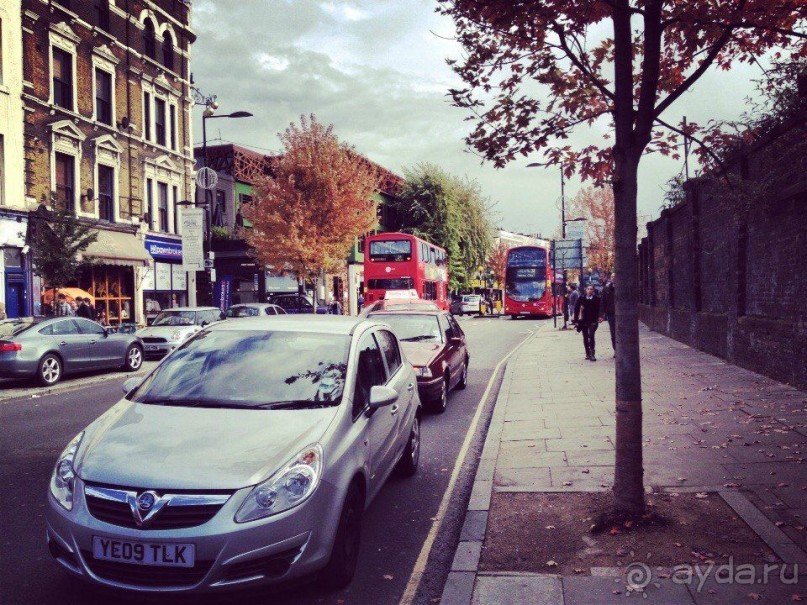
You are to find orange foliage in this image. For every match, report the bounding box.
[243,115,380,278]
[487,241,509,287]
[569,187,615,274]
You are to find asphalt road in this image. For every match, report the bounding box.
[0,317,538,605]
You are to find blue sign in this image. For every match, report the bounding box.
[144,236,183,261]
[213,275,234,311]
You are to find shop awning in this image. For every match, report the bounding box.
[79,230,153,267]
[0,217,28,247]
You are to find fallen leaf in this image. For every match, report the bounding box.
[383,574,394,580]
[792,594,802,602]
[545,525,556,530]
[695,492,709,499]
[563,481,573,486]
[749,593,762,601]
[775,521,786,527]
[546,560,558,567]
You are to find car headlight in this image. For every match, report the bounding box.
[50,431,84,510]
[417,367,433,378]
[235,444,323,523]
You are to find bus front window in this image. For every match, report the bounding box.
[506,267,547,302]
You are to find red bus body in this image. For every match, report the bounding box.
[363,233,449,310]
[504,245,559,318]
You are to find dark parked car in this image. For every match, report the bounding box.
[368,310,468,413]
[0,317,143,386]
[268,294,328,314]
[225,303,287,318]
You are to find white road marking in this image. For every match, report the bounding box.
[399,329,536,605]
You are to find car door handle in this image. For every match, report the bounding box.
[59,341,67,346]
[90,340,97,345]
[390,404,399,415]
[407,384,414,392]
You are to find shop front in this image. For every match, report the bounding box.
[0,211,31,318]
[143,235,187,324]
[77,229,153,326]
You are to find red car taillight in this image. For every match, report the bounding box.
[0,341,22,352]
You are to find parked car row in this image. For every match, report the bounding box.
[42,296,469,596]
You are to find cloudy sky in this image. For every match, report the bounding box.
[190,0,767,237]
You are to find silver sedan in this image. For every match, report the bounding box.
[0,317,144,386]
[45,316,422,594]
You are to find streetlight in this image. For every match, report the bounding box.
[191,86,252,304]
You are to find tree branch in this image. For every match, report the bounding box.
[654,117,733,185]
[553,26,616,102]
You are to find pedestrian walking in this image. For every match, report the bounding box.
[563,284,573,328]
[600,274,616,355]
[574,284,601,361]
[358,293,364,310]
[568,285,580,323]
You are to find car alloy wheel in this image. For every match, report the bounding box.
[430,378,448,414]
[320,484,363,590]
[124,345,143,371]
[457,361,468,390]
[397,415,420,476]
[39,355,62,386]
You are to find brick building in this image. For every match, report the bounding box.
[20,0,196,323]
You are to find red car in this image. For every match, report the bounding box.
[368,310,468,413]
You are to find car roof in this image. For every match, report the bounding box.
[206,315,378,336]
[159,307,220,312]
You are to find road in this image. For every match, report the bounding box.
[0,317,538,605]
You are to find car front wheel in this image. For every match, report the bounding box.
[320,484,363,590]
[428,377,449,414]
[38,354,62,386]
[457,359,468,390]
[123,345,143,372]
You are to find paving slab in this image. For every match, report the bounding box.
[471,574,563,605]
[563,575,696,605]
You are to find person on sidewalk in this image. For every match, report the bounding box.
[568,284,580,323]
[574,284,601,361]
[600,274,616,355]
[55,293,72,317]
[76,297,93,320]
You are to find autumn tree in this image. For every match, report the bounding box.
[243,115,380,308]
[439,0,806,516]
[390,163,493,290]
[486,240,509,293]
[29,198,99,306]
[569,187,615,275]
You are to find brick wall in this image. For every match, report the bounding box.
[639,116,807,389]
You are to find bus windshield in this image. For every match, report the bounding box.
[369,240,412,262]
[506,248,548,302]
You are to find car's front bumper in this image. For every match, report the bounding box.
[416,374,444,401]
[141,342,180,357]
[45,477,343,594]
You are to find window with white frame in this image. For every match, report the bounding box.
[155,98,166,146]
[169,104,177,151]
[97,164,114,222]
[146,177,154,229]
[95,68,113,125]
[52,47,74,111]
[55,152,75,209]
[172,185,179,233]
[157,182,168,232]
[143,91,151,141]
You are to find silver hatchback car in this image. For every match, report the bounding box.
[46,316,421,594]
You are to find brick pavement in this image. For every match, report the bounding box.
[441,320,807,604]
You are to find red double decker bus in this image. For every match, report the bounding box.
[363,233,449,309]
[504,245,558,318]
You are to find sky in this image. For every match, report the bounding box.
[189,0,769,238]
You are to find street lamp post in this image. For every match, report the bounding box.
[191,86,252,304]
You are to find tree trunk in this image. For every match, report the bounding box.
[612,152,645,515]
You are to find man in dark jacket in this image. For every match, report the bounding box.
[574,284,601,361]
[76,297,93,320]
[600,274,616,354]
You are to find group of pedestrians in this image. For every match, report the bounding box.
[52,293,108,325]
[565,274,616,362]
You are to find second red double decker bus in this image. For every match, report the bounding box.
[504,245,558,318]
[363,232,449,309]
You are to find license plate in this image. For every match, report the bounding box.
[92,536,195,567]
[145,345,159,351]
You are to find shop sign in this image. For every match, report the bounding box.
[145,236,183,261]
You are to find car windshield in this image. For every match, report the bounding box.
[134,330,350,408]
[0,318,37,339]
[226,306,259,318]
[463,296,479,302]
[385,302,440,311]
[152,310,196,326]
[370,314,443,343]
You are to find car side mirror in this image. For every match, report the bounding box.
[368,385,398,410]
[200,321,209,327]
[122,376,143,395]
[449,336,462,345]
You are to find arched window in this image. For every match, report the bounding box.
[143,18,156,59]
[162,32,174,71]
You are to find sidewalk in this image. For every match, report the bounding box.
[441,322,807,604]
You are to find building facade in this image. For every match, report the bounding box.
[0,0,31,318]
[20,0,196,323]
